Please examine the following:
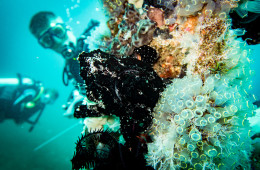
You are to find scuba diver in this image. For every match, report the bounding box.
[29,11,100,117]
[29,11,100,86]
[0,74,59,132]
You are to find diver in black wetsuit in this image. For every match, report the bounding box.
[0,74,58,131]
[29,12,100,117]
[29,11,100,86]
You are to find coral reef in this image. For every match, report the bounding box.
[150,36,185,78]
[102,3,156,56]
[101,0,127,19]
[71,0,259,169]
[128,0,144,8]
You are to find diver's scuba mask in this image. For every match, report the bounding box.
[38,23,68,49]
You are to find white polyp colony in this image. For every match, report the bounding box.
[146,40,255,169]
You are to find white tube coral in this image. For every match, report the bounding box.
[147,73,254,169]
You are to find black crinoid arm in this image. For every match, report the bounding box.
[71,130,120,170]
[72,49,164,169]
[72,130,154,170]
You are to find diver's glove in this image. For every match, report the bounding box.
[63,89,85,118]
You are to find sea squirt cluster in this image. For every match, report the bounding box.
[147,73,254,169]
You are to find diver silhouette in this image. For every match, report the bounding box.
[0,74,58,132]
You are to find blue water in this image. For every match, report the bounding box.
[0,0,259,170]
[0,0,103,169]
